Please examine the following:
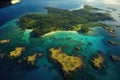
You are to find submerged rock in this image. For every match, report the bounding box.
[18,53,43,65]
[0,39,10,44]
[0,49,2,52]
[0,53,6,58]
[103,27,115,34]
[108,33,117,38]
[48,66,53,72]
[75,46,81,50]
[108,40,118,45]
[109,54,120,63]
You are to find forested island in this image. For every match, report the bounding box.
[19,5,114,37]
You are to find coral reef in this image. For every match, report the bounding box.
[26,53,43,65]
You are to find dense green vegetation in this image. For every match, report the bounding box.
[78,22,111,33]
[19,5,114,37]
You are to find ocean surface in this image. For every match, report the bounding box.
[0,0,120,80]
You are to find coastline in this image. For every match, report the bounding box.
[69,4,84,11]
[41,30,77,37]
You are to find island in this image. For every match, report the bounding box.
[24,53,42,65]
[108,40,118,45]
[9,47,25,59]
[90,51,106,70]
[49,47,85,73]
[19,5,114,37]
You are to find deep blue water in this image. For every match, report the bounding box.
[0,0,85,26]
[1,0,120,26]
[0,0,120,80]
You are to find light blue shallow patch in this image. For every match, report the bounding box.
[43,31,109,56]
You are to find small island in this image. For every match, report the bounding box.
[0,45,43,73]
[49,47,85,73]
[25,53,43,65]
[9,47,25,59]
[19,5,114,37]
[90,51,106,70]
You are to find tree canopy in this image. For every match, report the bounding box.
[19,5,114,37]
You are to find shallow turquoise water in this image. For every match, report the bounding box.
[43,31,108,56]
